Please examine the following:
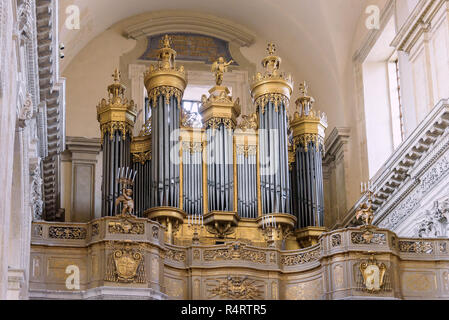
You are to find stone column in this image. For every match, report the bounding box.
[65,137,101,222]
[322,127,351,229]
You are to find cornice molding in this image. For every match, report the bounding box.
[391,0,447,53]
[123,11,256,47]
[324,127,351,161]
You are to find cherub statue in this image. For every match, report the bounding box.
[356,197,375,226]
[211,57,234,86]
[115,187,134,216]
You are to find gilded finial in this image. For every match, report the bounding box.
[299,81,309,97]
[211,57,234,86]
[161,34,172,49]
[112,69,121,83]
[267,42,276,56]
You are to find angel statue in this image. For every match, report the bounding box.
[115,187,134,216]
[211,57,234,86]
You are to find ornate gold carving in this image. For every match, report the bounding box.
[181,110,202,129]
[182,141,203,154]
[203,243,266,264]
[152,226,159,239]
[115,188,135,216]
[399,240,434,254]
[144,35,187,96]
[48,226,87,240]
[356,190,375,226]
[132,151,151,165]
[292,133,325,153]
[331,234,342,247]
[92,223,99,237]
[193,250,201,260]
[359,256,387,293]
[351,231,386,245]
[204,117,236,131]
[139,118,152,136]
[108,218,144,235]
[105,242,146,283]
[148,85,184,108]
[236,144,257,157]
[97,69,137,144]
[208,276,263,300]
[281,248,320,266]
[32,224,43,238]
[255,93,289,113]
[250,43,293,104]
[237,113,258,131]
[289,82,327,153]
[211,57,234,86]
[131,122,152,163]
[165,248,186,262]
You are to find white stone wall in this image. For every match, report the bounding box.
[0,0,51,300]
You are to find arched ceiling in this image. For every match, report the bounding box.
[59,0,372,124]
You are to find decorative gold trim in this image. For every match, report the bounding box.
[105,242,146,284]
[148,86,184,108]
[97,69,137,144]
[250,43,293,107]
[200,86,241,127]
[131,133,152,165]
[289,82,328,153]
[359,256,387,293]
[144,35,187,95]
[254,93,290,114]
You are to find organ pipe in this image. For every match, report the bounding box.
[97,69,136,217]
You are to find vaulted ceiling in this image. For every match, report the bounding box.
[59,0,376,124]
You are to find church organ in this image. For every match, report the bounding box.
[96,35,328,247]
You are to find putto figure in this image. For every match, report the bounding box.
[115,167,137,216]
[211,57,234,86]
[116,187,134,216]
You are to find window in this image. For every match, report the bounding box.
[387,53,405,149]
[361,15,400,178]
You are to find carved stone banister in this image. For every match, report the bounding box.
[341,99,449,229]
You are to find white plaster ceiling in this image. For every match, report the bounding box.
[59,0,374,123]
